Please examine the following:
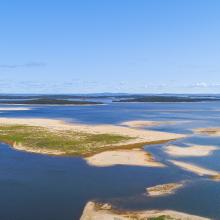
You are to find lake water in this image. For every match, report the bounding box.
[0,102,220,220]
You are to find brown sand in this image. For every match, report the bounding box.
[194,127,220,136]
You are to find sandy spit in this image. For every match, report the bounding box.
[165,145,218,157]
[80,201,210,220]
[169,160,220,179]
[85,149,165,167]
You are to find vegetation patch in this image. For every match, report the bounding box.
[0,124,132,156]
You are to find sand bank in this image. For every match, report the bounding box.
[146,182,184,197]
[165,145,218,157]
[85,149,164,167]
[120,120,173,128]
[194,127,220,136]
[170,160,220,180]
[0,117,185,147]
[0,107,30,111]
[80,201,210,220]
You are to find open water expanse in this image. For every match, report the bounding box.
[0,102,220,220]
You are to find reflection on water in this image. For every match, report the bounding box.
[0,102,220,219]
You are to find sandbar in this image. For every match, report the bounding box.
[80,201,210,220]
[165,145,218,157]
[120,120,172,128]
[0,107,30,111]
[194,127,220,136]
[169,160,220,180]
[85,149,164,167]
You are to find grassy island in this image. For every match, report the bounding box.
[0,117,185,157]
[0,124,132,156]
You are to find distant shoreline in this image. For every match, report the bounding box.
[0,98,103,105]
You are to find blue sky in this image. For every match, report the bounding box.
[0,0,220,94]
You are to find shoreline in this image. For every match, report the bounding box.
[80,201,210,220]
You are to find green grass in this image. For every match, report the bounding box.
[0,124,132,156]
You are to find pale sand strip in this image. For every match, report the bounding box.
[0,118,185,147]
[0,107,30,111]
[169,160,220,179]
[120,120,171,128]
[80,201,210,220]
[146,182,184,197]
[85,149,165,167]
[165,145,218,157]
[194,127,220,136]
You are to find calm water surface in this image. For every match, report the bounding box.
[0,102,220,220]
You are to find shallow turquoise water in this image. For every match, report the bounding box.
[0,102,220,220]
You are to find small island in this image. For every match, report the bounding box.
[146,182,184,197]
[114,96,220,103]
[0,124,131,156]
[0,98,102,105]
[0,118,184,157]
[194,127,220,136]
